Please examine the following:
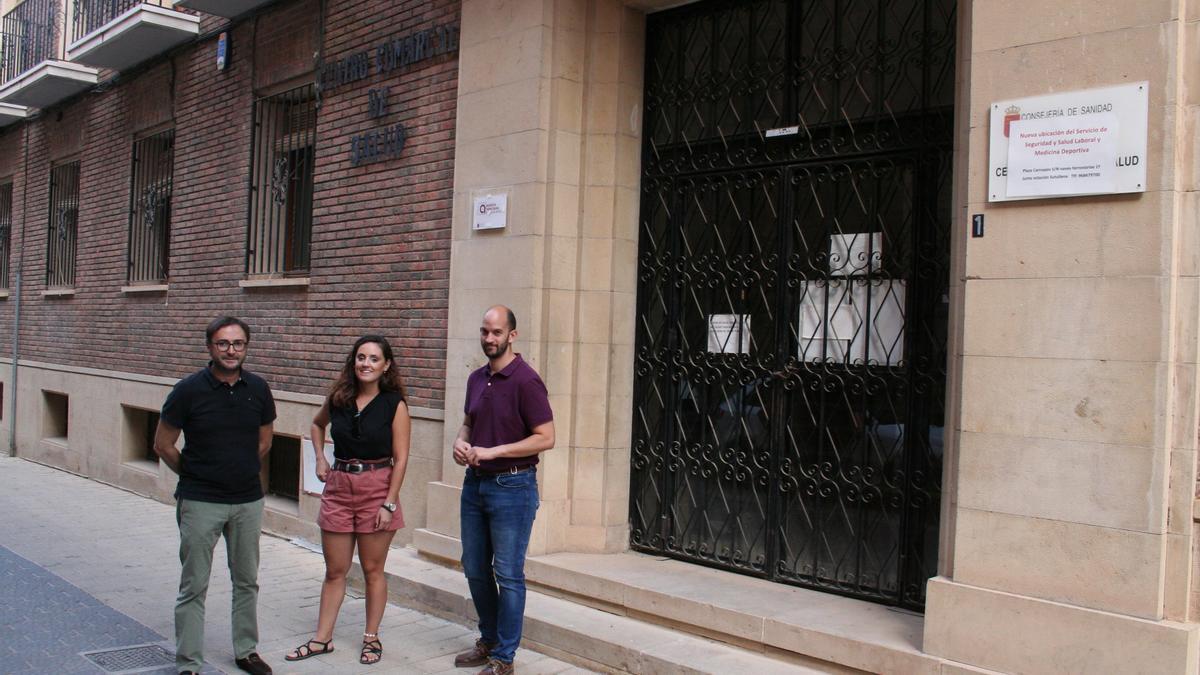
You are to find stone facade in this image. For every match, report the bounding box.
[924,0,1200,670]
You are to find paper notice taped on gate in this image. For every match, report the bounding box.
[707,314,751,354]
[797,279,905,365]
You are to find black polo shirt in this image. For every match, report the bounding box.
[161,365,277,504]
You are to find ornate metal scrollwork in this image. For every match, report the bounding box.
[55,206,71,240]
[270,155,291,206]
[139,185,163,229]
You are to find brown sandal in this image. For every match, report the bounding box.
[285,638,334,661]
[360,633,383,665]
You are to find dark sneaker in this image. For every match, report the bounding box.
[234,652,273,675]
[454,638,495,667]
[477,657,514,675]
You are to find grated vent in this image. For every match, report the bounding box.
[80,643,175,673]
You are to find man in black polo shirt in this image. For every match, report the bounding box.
[154,316,276,675]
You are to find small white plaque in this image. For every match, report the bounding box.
[472,193,508,230]
[765,126,799,138]
[302,437,335,495]
[707,314,751,354]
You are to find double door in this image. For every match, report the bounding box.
[629,0,956,610]
[629,152,950,609]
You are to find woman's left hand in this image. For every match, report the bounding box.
[375,507,393,531]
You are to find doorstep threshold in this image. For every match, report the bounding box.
[525,551,941,674]
[376,546,862,673]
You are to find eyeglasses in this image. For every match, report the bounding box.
[352,410,362,439]
[212,340,248,352]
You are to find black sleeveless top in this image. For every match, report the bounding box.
[328,390,405,461]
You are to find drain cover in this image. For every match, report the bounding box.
[80,643,175,673]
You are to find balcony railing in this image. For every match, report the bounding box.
[71,0,174,45]
[0,0,60,86]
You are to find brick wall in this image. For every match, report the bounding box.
[0,0,459,408]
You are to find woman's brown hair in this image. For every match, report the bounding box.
[328,335,406,409]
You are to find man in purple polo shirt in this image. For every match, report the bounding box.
[451,305,555,675]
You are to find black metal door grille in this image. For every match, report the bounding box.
[47,161,80,288]
[630,0,954,610]
[128,128,174,284]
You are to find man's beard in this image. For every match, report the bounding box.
[212,356,243,374]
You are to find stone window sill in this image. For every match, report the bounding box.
[42,288,75,298]
[239,277,310,289]
[121,284,168,294]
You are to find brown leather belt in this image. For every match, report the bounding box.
[333,459,392,473]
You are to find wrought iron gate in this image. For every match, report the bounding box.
[630,0,955,610]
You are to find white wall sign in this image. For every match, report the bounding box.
[302,437,335,496]
[707,314,751,354]
[988,82,1147,201]
[472,192,507,230]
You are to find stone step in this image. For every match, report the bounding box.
[523,550,942,675]
[408,527,951,674]
[363,545,861,674]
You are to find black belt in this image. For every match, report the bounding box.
[333,460,392,473]
[471,464,536,477]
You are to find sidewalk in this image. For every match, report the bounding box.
[0,457,590,675]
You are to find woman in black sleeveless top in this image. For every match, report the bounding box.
[286,336,410,666]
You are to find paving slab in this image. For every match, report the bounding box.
[0,543,222,675]
[0,457,587,675]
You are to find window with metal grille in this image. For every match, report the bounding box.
[128,129,174,284]
[0,182,12,289]
[47,161,80,288]
[247,84,316,276]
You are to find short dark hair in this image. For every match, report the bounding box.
[505,308,517,331]
[206,316,251,344]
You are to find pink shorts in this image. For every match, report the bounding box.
[318,464,405,534]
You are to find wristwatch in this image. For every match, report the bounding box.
[382,502,398,513]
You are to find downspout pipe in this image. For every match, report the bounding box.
[9,123,28,455]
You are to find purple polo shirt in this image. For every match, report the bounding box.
[464,354,554,472]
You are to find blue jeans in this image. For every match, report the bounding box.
[460,468,539,664]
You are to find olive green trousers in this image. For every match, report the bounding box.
[174,498,263,672]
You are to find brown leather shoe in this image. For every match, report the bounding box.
[234,652,273,675]
[476,658,514,675]
[453,638,495,668]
